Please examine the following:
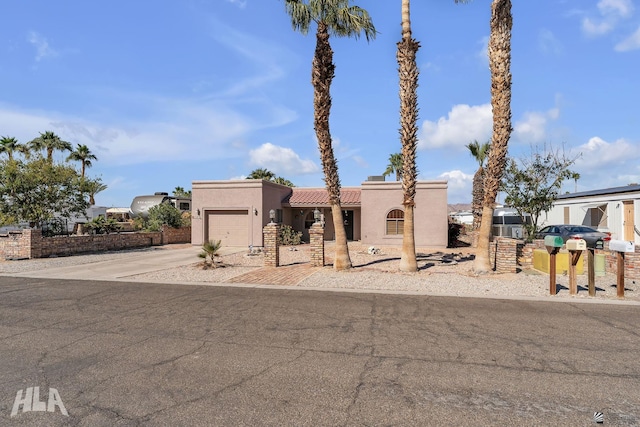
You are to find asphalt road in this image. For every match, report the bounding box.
[1,276,639,426]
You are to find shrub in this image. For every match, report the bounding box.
[278,224,302,245]
[86,216,121,235]
[147,203,183,229]
[447,218,463,248]
[198,239,222,268]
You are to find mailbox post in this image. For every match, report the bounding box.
[566,238,587,295]
[586,239,604,297]
[544,235,564,295]
[609,239,636,298]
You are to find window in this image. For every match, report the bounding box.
[179,202,190,211]
[386,209,404,235]
[304,211,315,229]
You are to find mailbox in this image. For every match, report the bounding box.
[588,239,604,250]
[544,235,564,248]
[609,239,636,253]
[566,238,587,251]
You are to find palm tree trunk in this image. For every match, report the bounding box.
[474,0,513,273]
[472,166,484,230]
[398,0,419,272]
[313,21,351,270]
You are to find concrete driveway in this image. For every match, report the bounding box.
[4,245,228,282]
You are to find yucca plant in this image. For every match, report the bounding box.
[198,239,222,268]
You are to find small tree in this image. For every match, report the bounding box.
[0,156,89,227]
[279,224,302,245]
[146,202,183,230]
[500,145,578,240]
[199,239,222,268]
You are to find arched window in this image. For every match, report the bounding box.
[304,211,315,229]
[386,209,404,235]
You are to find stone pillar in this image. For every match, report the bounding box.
[495,237,518,273]
[263,223,280,267]
[309,223,325,267]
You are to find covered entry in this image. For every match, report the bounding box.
[206,210,248,247]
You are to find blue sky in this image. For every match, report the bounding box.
[1,0,639,207]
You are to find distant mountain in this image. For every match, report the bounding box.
[448,203,472,214]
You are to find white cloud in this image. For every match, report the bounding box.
[615,26,640,51]
[437,170,473,204]
[572,136,638,169]
[248,143,319,175]
[582,18,613,36]
[581,0,634,37]
[0,95,294,166]
[418,104,493,150]
[225,0,247,8]
[598,0,634,18]
[27,32,58,61]
[513,107,560,143]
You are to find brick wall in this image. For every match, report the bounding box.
[161,226,191,244]
[0,227,191,259]
[489,237,519,273]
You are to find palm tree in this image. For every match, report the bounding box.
[67,144,97,178]
[396,0,421,272]
[198,239,223,268]
[0,136,29,160]
[174,186,192,198]
[29,131,72,162]
[247,168,276,181]
[284,0,376,271]
[273,176,296,187]
[473,0,513,273]
[570,172,580,193]
[466,140,490,231]
[82,178,108,205]
[382,153,403,181]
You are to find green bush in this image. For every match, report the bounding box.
[279,224,302,246]
[147,203,183,229]
[86,216,121,235]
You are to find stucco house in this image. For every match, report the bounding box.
[191,178,448,249]
[542,184,640,244]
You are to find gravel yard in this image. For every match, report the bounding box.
[1,242,638,302]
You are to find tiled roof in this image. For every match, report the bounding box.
[284,188,361,206]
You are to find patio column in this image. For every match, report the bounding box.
[310,223,325,267]
[263,223,280,267]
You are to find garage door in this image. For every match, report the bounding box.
[207,210,249,247]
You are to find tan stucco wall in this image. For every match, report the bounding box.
[360,180,448,248]
[191,180,292,247]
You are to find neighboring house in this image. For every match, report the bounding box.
[191,178,448,248]
[542,184,640,244]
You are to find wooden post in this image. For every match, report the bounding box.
[587,248,595,297]
[549,252,557,295]
[617,252,625,298]
[568,250,582,296]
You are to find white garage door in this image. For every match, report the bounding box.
[207,210,249,247]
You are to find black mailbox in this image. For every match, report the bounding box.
[588,239,604,250]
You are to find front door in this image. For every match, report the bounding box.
[343,210,354,241]
[623,201,634,241]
